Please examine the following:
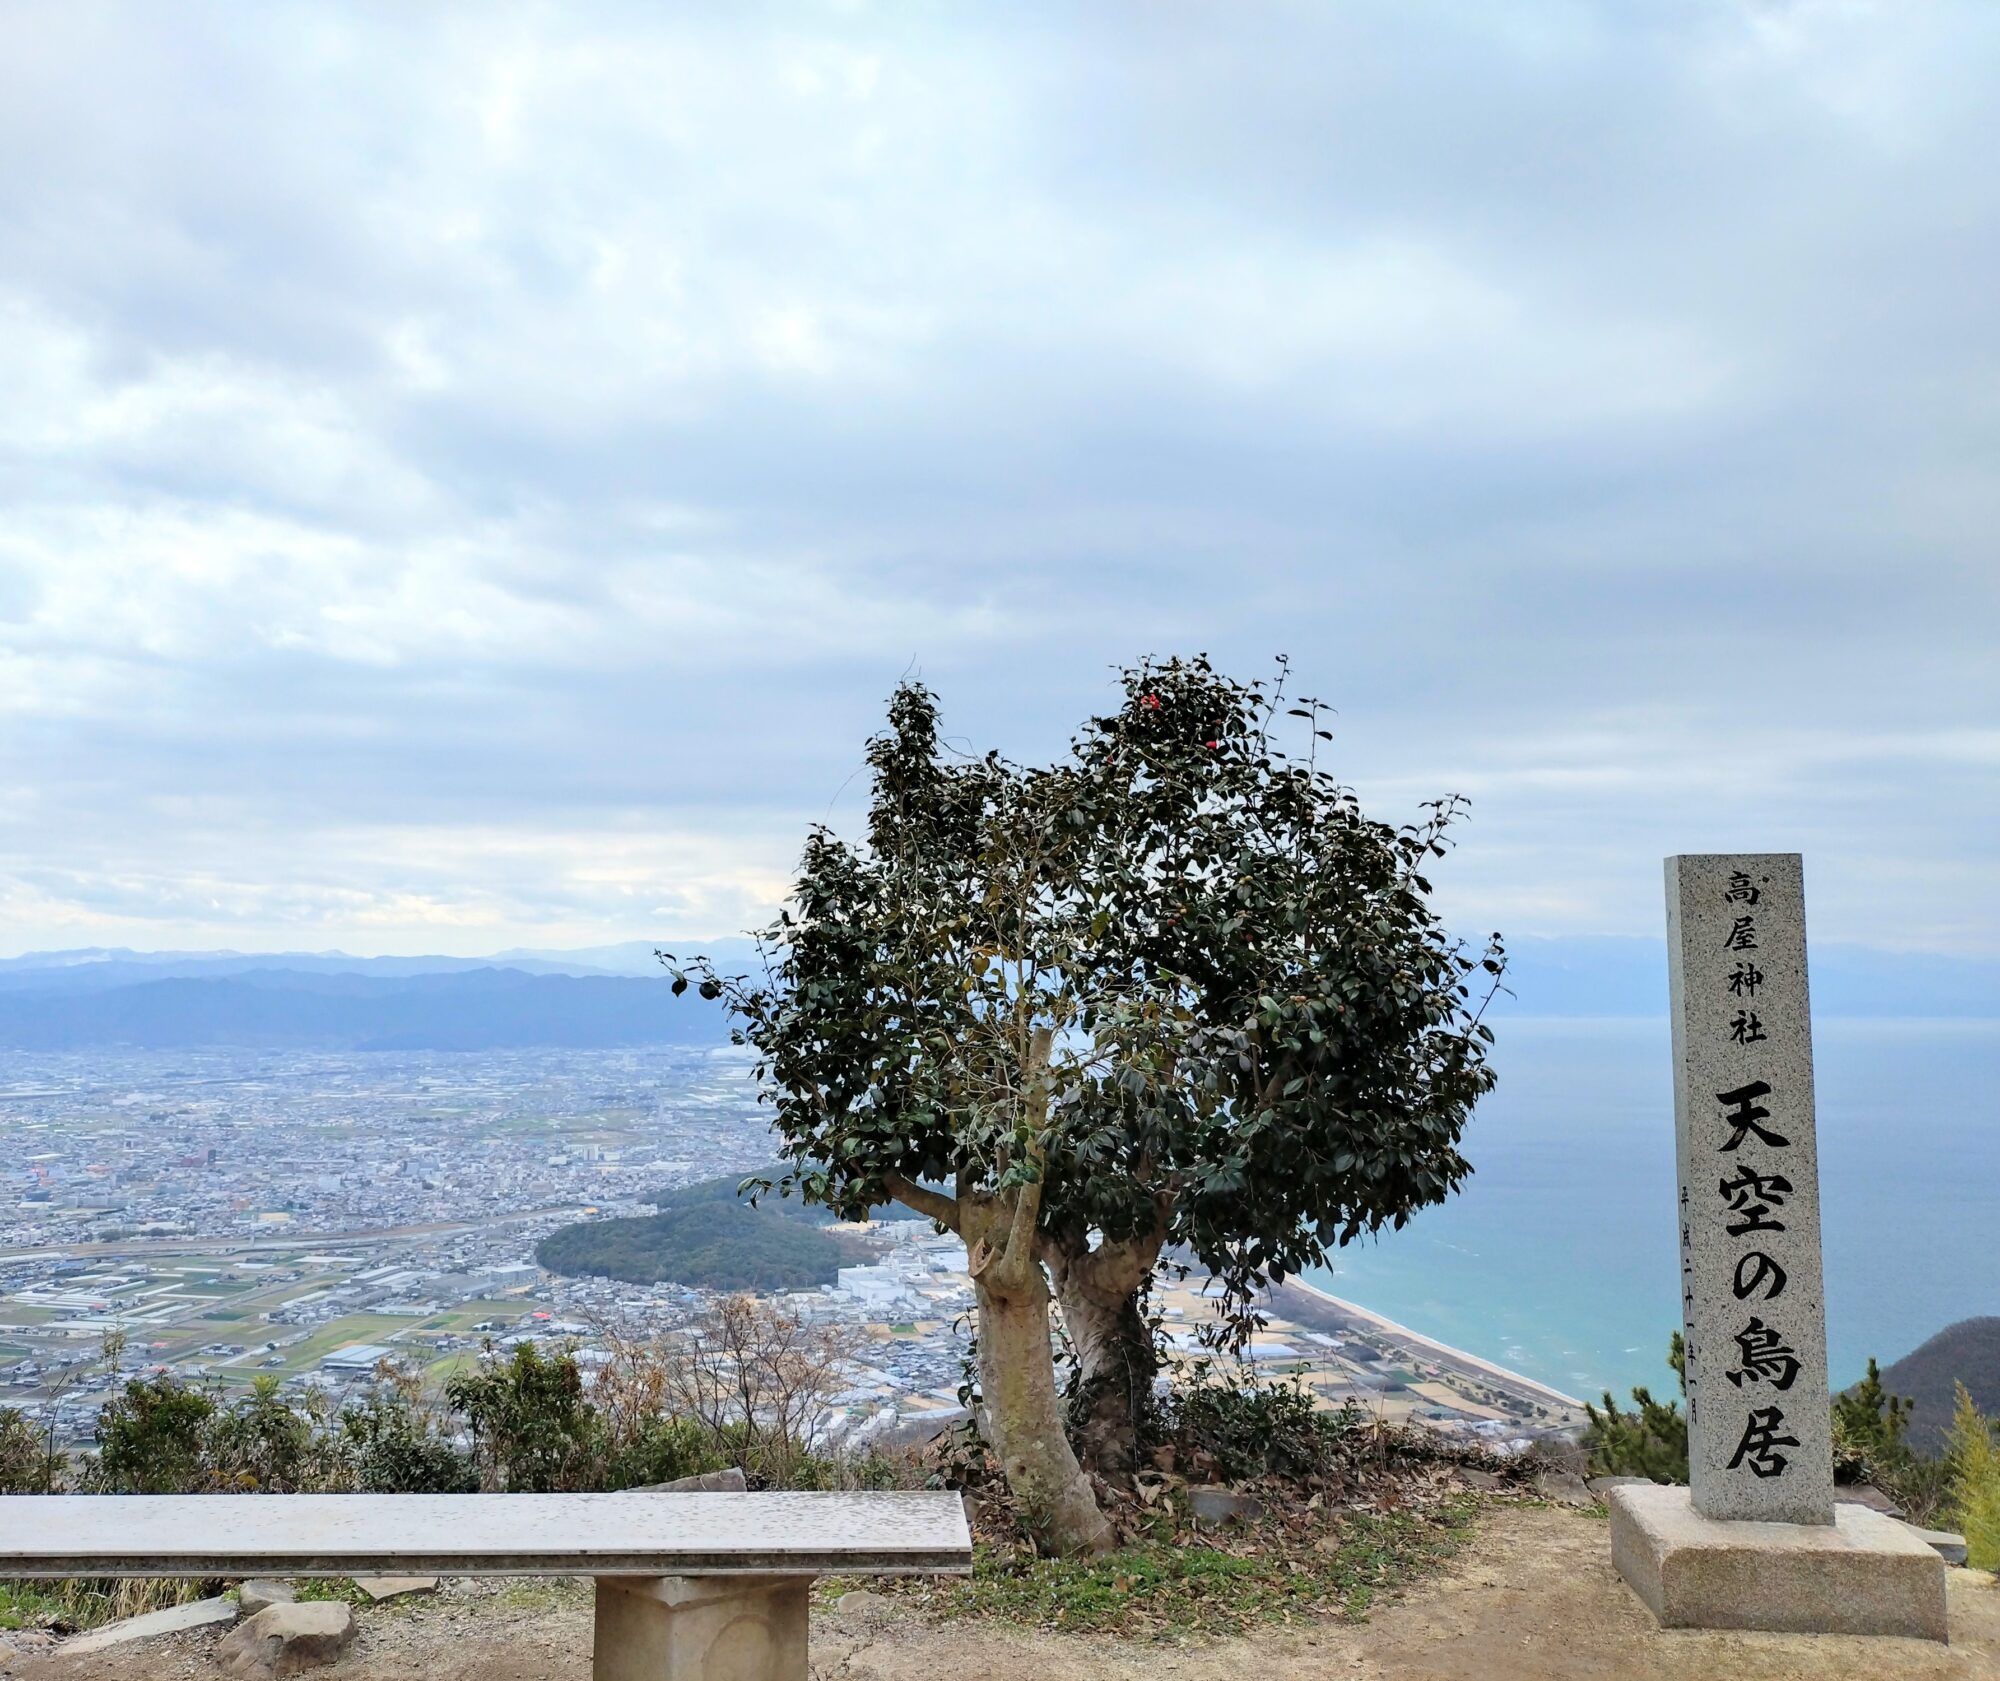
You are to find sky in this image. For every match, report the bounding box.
[1,1,1996,960]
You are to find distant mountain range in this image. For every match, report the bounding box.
[0,935,1989,1051]
[0,965,729,1052]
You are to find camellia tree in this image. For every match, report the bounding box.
[666,657,1502,1555]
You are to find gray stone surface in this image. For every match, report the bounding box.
[217,1601,356,1677]
[836,1588,886,1613]
[353,1574,438,1601]
[61,1595,235,1654]
[237,1579,295,1617]
[1609,1482,1947,1641]
[1666,853,1834,1525]
[1532,1469,1593,1508]
[1586,1475,1651,1498]
[632,1466,750,1493]
[1908,1526,1970,1566]
[0,1489,971,1577]
[1187,1485,1265,1527]
[1835,1482,1905,1519]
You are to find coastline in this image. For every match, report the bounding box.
[1278,1277,1585,1411]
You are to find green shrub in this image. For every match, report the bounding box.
[208,1377,321,1492]
[91,1373,221,1493]
[1831,1357,1914,1483]
[447,1342,605,1493]
[340,1387,477,1494]
[0,1406,43,1494]
[603,1415,720,1490]
[1581,1334,1687,1482]
[1167,1366,1363,1484]
[1945,1383,2000,1572]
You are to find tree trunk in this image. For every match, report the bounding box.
[969,1262,1112,1556]
[1052,1263,1158,1476]
[1048,1231,1164,1478]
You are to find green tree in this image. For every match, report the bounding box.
[1945,1382,2000,1572]
[447,1342,602,1492]
[341,1382,479,1493]
[1831,1357,1913,1483]
[209,1376,321,1492]
[1582,1333,1689,1483]
[667,658,1502,1553]
[92,1373,219,1493]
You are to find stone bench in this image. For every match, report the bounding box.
[0,1490,971,1680]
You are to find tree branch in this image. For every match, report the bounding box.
[996,1024,1054,1285]
[883,1172,960,1232]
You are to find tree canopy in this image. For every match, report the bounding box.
[668,656,1503,1551]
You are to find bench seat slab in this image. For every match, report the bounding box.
[0,1491,970,1578]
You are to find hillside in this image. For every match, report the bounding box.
[1875,1317,2000,1453]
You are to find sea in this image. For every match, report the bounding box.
[1304,1016,2000,1405]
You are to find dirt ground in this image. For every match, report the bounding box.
[6,1506,1996,1681]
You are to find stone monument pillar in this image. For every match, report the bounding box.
[1607,853,1948,1641]
[1666,852,1833,1524]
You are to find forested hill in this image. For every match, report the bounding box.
[1873,1317,2000,1453]
[641,1168,931,1225]
[535,1170,878,1290]
[0,968,728,1051]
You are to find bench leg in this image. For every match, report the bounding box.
[593,1575,814,1681]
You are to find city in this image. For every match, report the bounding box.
[1,1045,1582,1461]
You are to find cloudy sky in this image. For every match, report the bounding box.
[2,1,1994,959]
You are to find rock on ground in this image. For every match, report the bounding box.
[15,1509,2000,1681]
[1906,1528,1971,1567]
[353,1577,439,1603]
[216,1601,356,1678]
[627,1466,750,1493]
[59,1597,235,1655]
[1187,1486,1265,1528]
[237,1581,296,1618]
[1531,1467,1593,1508]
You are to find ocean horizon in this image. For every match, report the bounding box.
[1305,1015,2000,1406]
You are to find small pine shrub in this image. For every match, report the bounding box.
[1945,1383,2000,1572]
[1582,1334,1688,1483]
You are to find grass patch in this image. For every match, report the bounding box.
[292,1578,373,1608]
[902,1500,1478,1639]
[0,1577,218,1632]
[493,1578,592,1613]
[0,1583,79,1631]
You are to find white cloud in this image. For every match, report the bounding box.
[0,0,1994,956]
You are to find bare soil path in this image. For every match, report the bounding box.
[7,1507,1996,1681]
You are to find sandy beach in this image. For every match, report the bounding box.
[1277,1278,1586,1410]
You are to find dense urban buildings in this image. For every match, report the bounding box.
[1,1046,1578,1456]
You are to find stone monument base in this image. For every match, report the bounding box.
[1609,1483,1948,1642]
